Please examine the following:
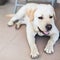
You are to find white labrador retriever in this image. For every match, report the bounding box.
[8,3,59,58]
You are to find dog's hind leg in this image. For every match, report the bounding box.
[15,20,26,29]
[8,5,26,26]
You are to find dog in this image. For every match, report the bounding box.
[8,3,59,59]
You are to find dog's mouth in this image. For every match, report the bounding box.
[38,27,49,35]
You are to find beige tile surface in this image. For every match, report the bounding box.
[0,3,60,60]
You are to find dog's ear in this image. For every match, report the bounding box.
[52,7,56,20]
[26,8,36,22]
[48,4,56,19]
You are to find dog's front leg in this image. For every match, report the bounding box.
[26,25,39,58]
[44,31,59,54]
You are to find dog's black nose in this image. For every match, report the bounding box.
[46,24,52,31]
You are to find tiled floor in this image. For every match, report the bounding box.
[0,3,60,60]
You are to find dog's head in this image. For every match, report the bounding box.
[27,4,55,35]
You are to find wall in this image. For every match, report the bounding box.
[57,0,60,3]
[9,0,60,4]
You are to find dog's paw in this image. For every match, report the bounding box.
[44,45,54,54]
[30,49,40,59]
[8,21,14,26]
[15,22,21,29]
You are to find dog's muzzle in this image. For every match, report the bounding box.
[38,27,49,35]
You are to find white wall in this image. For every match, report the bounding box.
[57,0,60,3]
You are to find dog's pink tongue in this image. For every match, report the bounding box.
[44,32,49,35]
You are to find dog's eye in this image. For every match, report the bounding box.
[49,16,53,19]
[38,16,43,19]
